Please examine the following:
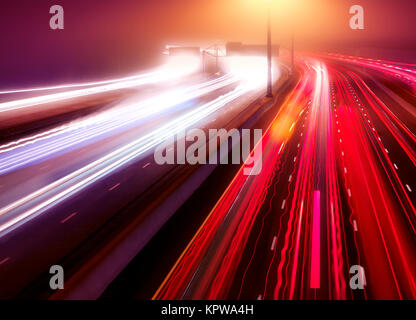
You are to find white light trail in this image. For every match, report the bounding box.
[0,56,201,112]
[0,56,273,236]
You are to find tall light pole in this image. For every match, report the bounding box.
[289,0,295,75]
[290,30,294,74]
[266,1,273,97]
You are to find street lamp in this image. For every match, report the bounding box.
[266,0,273,97]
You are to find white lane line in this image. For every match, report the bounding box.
[288,175,292,182]
[406,184,412,192]
[281,199,286,210]
[293,157,297,162]
[278,142,285,154]
[271,236,277,251]
[344,167,348,174]
[60,212,78,224]
[353,220,358,232]
[347,189,352,197]
[0,257,10,265]
[385,148,389,154]
[109,183,120,191]
[393,163,398,170]
[257,295,263,300]
[142,162,151,169]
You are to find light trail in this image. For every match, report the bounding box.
[0,56,201,112]
[153,61,312,300]
[0,73,239,174]
[324,53,416,86]
[0,56,272,237]
[154,55,416,300]
[333,68,416,298]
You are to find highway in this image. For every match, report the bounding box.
[0,52,415,300]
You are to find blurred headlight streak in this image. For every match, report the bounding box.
[0,56,279,236]
[0,73,238,173]
[0,56,201,112]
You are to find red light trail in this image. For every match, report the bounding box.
[154,56,416,300]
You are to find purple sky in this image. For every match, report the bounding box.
[0,0,415,88]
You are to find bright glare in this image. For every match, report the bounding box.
[222,56,278,89]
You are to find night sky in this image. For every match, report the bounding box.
[1,0,415,88]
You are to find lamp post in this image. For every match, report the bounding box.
[290,30,294,74]
[266,1,273,97]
